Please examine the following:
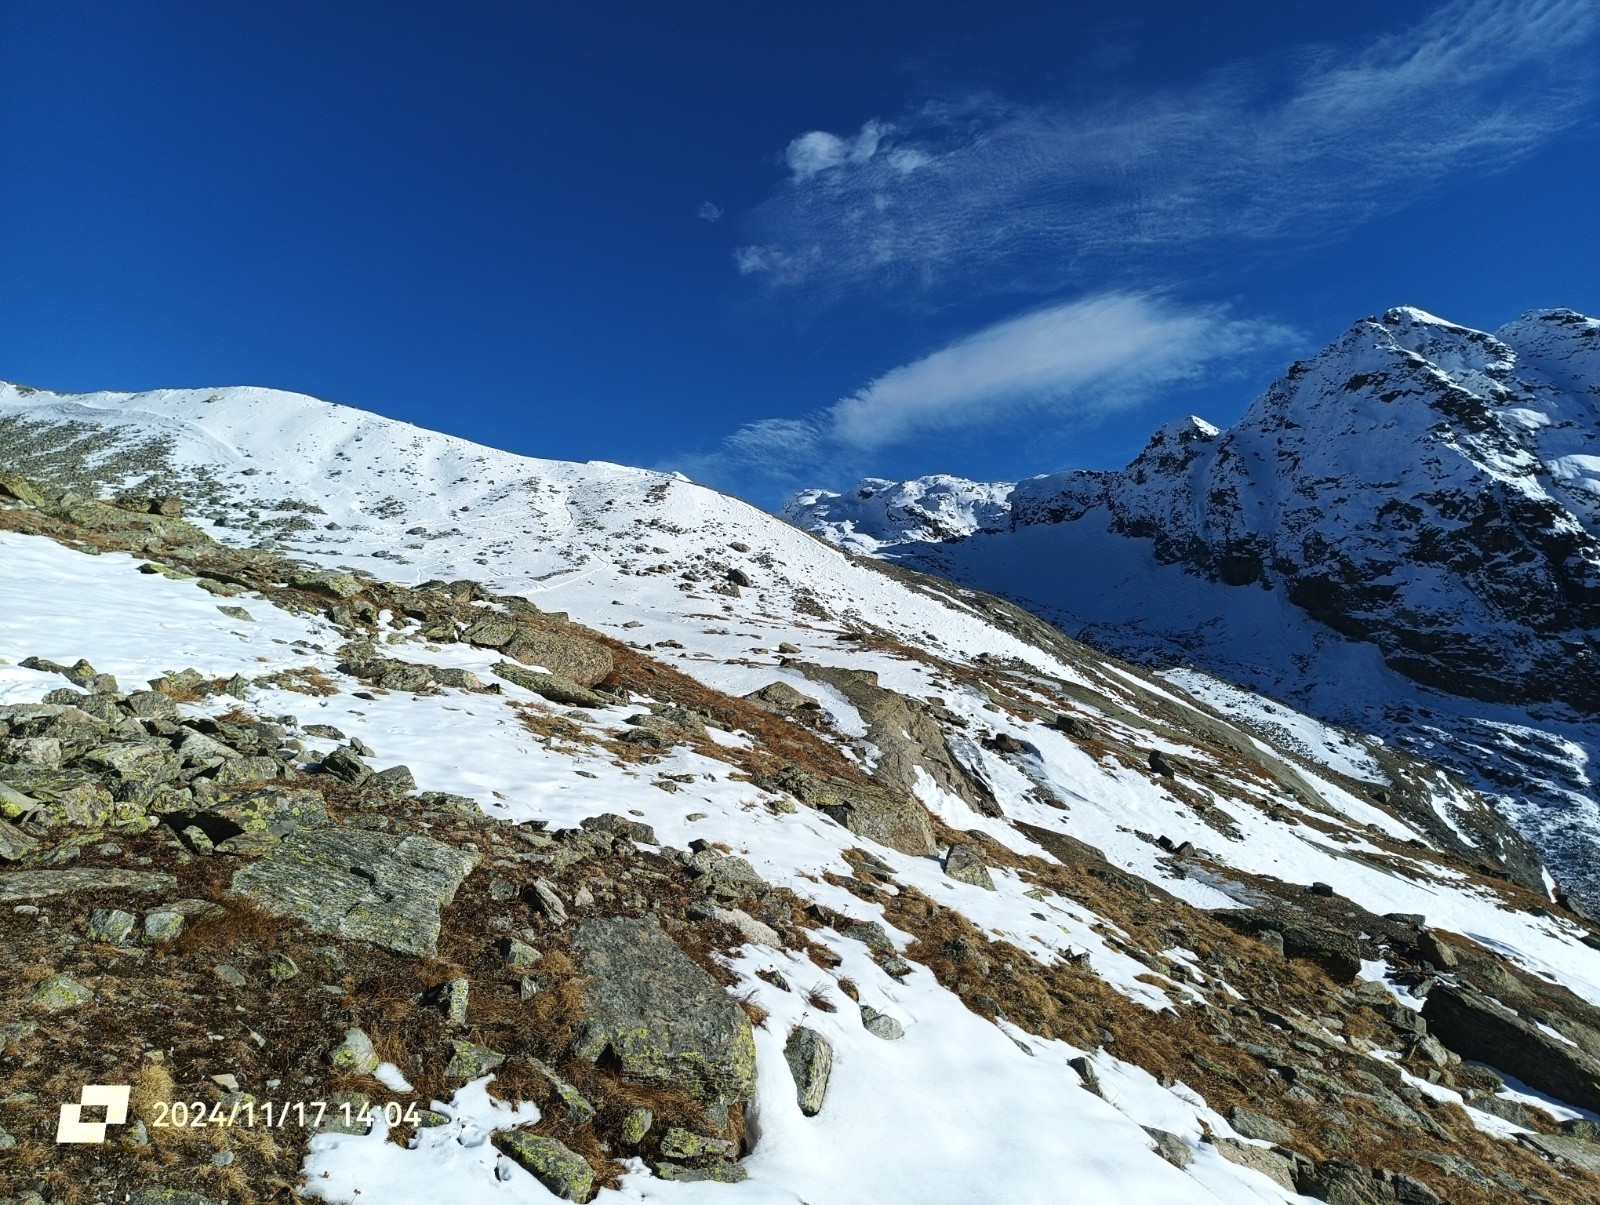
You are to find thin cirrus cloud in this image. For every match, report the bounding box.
[685,292,1293,487]
[735,0,1600,298]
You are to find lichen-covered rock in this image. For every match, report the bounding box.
[86,908,137,943]
[495,1130,595,1202]
[783,1026,832,1116]
[315,1090,373,1135]
[27,973,94,1011]
[291,569,364,599]
[230,823,479,955]
[0,867,176,903]
[318,746,372,786]
[197,786,329,837]
[572,916,757,1114]
[210,755,283,785]
[128,1188,219,1205]
[527,1057,595,1125]
[142,909,188,944]
[445,1039,505,1081]
[501,627,613,687]
[942,842,995,890]
[656,1161,749,1183]
[74,741,182,791]
[659,1126,738,1161]
[0,816,40,861]
[620,1106,653,1144]
[329,1027,380,1076]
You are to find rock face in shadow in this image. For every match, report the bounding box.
[572,915,757,1121]
[230,824,479,956]
[1422,983,1600,1112]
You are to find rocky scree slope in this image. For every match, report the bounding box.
[788,307,1600,909]
[0,389,1599,1202]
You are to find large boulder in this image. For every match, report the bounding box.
[759,764,935,857]
[571,916,757,1119]
[1422,983,1600,1111]
[502,627,613,687]
[230,824,479,956]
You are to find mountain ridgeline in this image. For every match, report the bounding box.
[792,307,1600,712]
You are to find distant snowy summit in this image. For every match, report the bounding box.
[789,306,1600,713]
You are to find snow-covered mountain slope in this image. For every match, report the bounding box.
[787,307,1600,911]
[5,379,1600,1203]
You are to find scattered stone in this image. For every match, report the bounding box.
[656,1162,748,1183]
[572,915,758,1113]
[743,681,813,714]
[446,1039,505,1081]
[660,1126,738,1161]
[368,765,416,796]
[621,1106,653,1144]
[580,812,657,845]
[783,1026,833,1116]
[1230,1105,1293,1145]
[86,907,137,943]
[1143,1127,1192,1169]
[1068,1056,1102,1097]
[860,1005,904,1040]
[0,817,41,861]
[231,823,479,956]
[142,909,188,944]
[1209,1137,1298,1191]
[441,976,470,1027]
[942,842,995,890]
[496,938,539,972]
[496,1130,595,1202]
[528,1057,596,1125]
[493,662,607,708]
[319,746,372,785]
[531,878,568,924]
[214,963,247,988]
[27,973,93,1012]
[329,1028,381,1076]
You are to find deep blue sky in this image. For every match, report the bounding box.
[2,1,1597,505]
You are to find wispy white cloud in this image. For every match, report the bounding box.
[737,0,1599,297]
[678,293,1292,486]
[696,201,724,223]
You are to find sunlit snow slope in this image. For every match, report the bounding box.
[4,371,1600,1203]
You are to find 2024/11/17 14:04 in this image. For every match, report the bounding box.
[149,1098,421,1130]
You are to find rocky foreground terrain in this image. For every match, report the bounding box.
[789,307,1600,911]
[2,383,1600,1203]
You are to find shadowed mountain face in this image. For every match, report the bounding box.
[788,307,1600,906]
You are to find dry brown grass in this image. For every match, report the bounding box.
[251,665,340,696]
